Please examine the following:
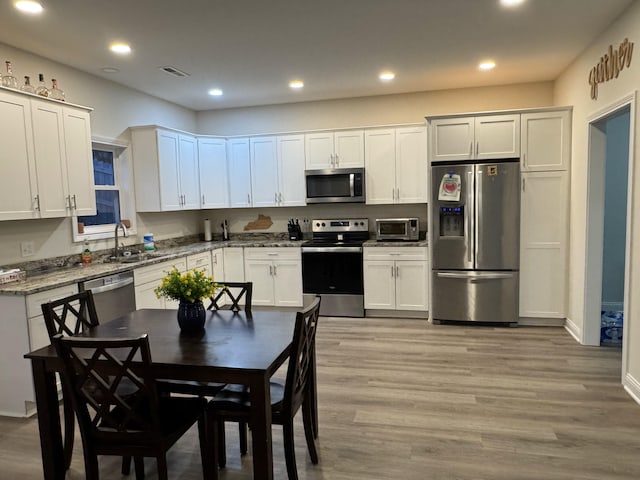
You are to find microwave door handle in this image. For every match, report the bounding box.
[350,173,355,197]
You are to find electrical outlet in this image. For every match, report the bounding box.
[21,241,35,257]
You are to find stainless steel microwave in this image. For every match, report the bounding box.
[376,218,420,241]
[305,168,365,204]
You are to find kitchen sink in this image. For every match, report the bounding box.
[107,251,166,263]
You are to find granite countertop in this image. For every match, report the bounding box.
[0,237,306,296]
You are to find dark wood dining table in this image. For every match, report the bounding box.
[25,307,298,480]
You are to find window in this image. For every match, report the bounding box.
[73,142,135,241]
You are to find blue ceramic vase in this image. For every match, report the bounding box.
[177,300,206,333]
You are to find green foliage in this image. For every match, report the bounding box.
[154,267,221,303]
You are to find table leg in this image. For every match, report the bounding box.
[248,374,273,480]
[31,358,65,480]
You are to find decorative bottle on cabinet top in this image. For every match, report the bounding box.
[20,76,35,94]
[50,78,65,101]
[35,73,50,97]
[1,61,18,89]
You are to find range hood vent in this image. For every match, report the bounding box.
[159,66,190,77]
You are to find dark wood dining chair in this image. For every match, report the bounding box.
[207,281,253,312]
[208,295,321,480]
[52,334,215,480]
[41,290,100,470]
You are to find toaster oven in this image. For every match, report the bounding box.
[375,218,420,241]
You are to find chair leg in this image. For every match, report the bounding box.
[200,414,218,480]
[282,419,299,480]
[217,420,227,468]
[156,454,168,480]
[239,421,248,455]
[134,457,145,479]
[83,453,100,480]
[122,456,132,475]
[61,387,75,470]
[302,400,319,464]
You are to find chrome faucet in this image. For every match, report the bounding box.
[113,222,128,258]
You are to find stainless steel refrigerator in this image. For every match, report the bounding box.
[431,160,520,324]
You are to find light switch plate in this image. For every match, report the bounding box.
[21,241,35,257]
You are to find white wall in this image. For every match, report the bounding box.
[0,42,200,265]
[554,0,639,400]
[197,82,554,136]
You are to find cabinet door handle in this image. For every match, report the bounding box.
[247,193,251,205]
[391,265,394,277]
[522,177,525,192]
[523,152,526,168]
[202,194,205,205]
[34,195,40,211]
[273,265,277,276]
[72,194,77,210]
[275,192,278,204]
[65,195,71,209]
[396,265,399,277]
[335,153,339,167]
[279,192,283,204]
[476,141,479,157]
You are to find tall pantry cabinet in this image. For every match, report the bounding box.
[519,109,571,319]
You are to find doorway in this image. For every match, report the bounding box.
[584,94,635,348]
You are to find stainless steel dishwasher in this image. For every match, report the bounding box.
[79,270,136,323]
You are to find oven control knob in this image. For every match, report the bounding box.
[321,222,326,227]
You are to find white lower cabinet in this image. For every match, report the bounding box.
[519,171,568,318]
[134,257,187,309]
[244,248,302,307]
[0,283,78,417]
[364,247,429,311]
[222,247,244,282]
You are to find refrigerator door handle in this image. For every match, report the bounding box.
[466,169,474,265]
[475,168,482,267]
[436,272,515,281]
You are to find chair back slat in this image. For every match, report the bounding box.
[208,282,253,312]
[283,296,321,413]
[53,334,162,444]
[41,290,99,339]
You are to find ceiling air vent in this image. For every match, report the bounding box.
[159,66,190,78]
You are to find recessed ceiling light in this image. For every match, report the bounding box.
[500,0,525,7]
[14,1,43,14]
[479,61,496,71]
[101,67,120,74]
[289,80,304,89]
[208,88,223,97]
[379,71,395,81]
[109,43,131,55]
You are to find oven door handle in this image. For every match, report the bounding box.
[302,246,363,253]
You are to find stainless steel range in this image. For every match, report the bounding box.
[302,218,369,317]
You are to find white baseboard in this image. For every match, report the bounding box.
[623,372,640,406]
[564,316,581,343]
[518,317,565,326]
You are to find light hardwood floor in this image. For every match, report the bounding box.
[2,317,639,479]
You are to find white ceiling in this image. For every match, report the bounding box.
[0,0,633,111]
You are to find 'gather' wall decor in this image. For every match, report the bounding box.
[588,37,634,100]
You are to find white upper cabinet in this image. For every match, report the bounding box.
[521,110,571,171]
[276,134,306,206]
[27,96,95,219]
[305,129,364,169]
[198,137,229,208]
[62,108,95,216]
[250,136,279,207]
[250,134,306,208]
[0,90,38,220]
[430,114,520,162]
[365,126,427,205]
[227,138,252,208]
[131,127,200,211]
